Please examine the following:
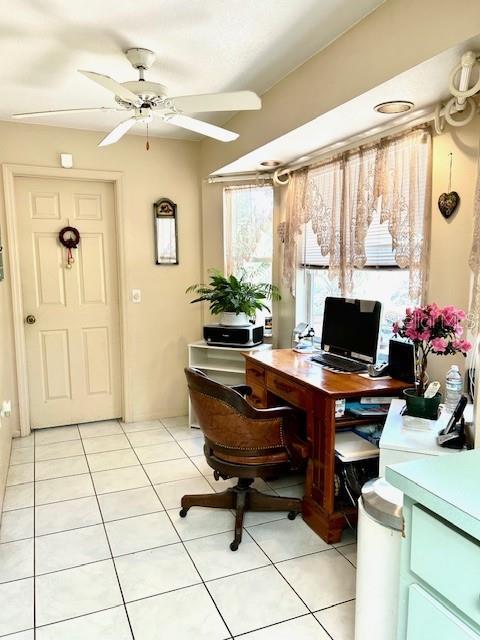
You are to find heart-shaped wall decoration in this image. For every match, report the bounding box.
[438,191,460,219]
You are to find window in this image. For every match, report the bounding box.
[301,207,412,354]
[223,184,274,284]
[223,184,274,326]
[291,128,431,357]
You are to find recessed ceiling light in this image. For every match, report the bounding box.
[374,101,414,114]
[260,160,281,167]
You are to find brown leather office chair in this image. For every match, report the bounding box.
[181,367,309,550]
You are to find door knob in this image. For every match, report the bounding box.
[25,315,36,325]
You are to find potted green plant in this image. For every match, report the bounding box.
[186,270,281,326]
[392,303,471,419]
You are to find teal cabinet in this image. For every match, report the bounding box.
[407,585,479,640]
[387,450,480,640]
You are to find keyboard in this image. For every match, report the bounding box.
[311,353,367,373]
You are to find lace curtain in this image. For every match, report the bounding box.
[282,127,432,300]
[224,184,273,277]
[376,128,432,302]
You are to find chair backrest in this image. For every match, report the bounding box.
[185,367,286,456]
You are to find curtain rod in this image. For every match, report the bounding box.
[205,172,272,184]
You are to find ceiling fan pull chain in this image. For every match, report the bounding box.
[146,122,150,151]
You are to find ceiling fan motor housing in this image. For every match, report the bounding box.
[125,48,156,71]
[114,81,169,109]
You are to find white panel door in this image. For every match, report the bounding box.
[15,177,121,428]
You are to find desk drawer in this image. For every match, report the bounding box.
[248,382,267,409]
[266,371,312,410]
[410,505,480,626]
[246,362,265,385]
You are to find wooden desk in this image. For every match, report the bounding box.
[244,349,408,543]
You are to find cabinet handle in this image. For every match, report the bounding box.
[248,368,263,378]
[275,380,294,393]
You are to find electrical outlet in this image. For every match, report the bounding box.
[131,289,142,303]
[0,400,11,418]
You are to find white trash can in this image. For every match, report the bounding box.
[354,477,403,640]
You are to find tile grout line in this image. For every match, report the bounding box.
[77,426,137,640]
[6,420,352,639]
[231,612,321,639]
[125,432,235,640]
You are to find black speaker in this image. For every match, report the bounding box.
[388,338,415,383]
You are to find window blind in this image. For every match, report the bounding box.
[302,207,398,268]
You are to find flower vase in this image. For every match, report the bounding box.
[403,388,442,420]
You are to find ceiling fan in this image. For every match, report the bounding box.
[12,48,262,146]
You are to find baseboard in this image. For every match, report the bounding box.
[127,409,189,424]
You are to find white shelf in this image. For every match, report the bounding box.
[194,364,245,374]
[187,340,272,428]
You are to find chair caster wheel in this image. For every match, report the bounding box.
[288,511,297,520]
[179,508,188,518]
[230,541,239,551]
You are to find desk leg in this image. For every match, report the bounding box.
[303,396,344,544]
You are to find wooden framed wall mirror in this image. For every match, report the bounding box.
[154,197,178,265]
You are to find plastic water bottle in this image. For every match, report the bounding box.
[444,365,463,412]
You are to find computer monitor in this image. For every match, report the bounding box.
[321,297,382,364]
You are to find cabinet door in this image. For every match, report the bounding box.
[406,585,479,640]
[410,505,480,626]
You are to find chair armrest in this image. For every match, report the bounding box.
[230,384,252,397]
[255,405,309,463]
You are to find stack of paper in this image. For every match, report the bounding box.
[335,431,379,463]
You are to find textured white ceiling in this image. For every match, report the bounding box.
[216,35,480,174]
[0,0,384,140]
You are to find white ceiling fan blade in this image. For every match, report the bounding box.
[98,117,136,147]
[162,113,238,142]
[12,107,123,119]
[79,70,142,107]
[170,91,261,113]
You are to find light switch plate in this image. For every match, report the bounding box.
[131,289,141,303]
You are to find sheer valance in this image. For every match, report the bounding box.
[282,127,432,301]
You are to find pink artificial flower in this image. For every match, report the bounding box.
[452,339,472,354]
[418,329,432,341]
[431,337,448,353]
[427,303,442,326]
[405,326,421,341]
[441,305,465,329]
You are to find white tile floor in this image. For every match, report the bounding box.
[0,418,357,639]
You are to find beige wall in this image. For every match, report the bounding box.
[0,122,202,490]
[200,0,480,176]
[427,116,479,385]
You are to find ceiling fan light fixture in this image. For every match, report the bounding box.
[260,160,281,168]
[374,100,414,114]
